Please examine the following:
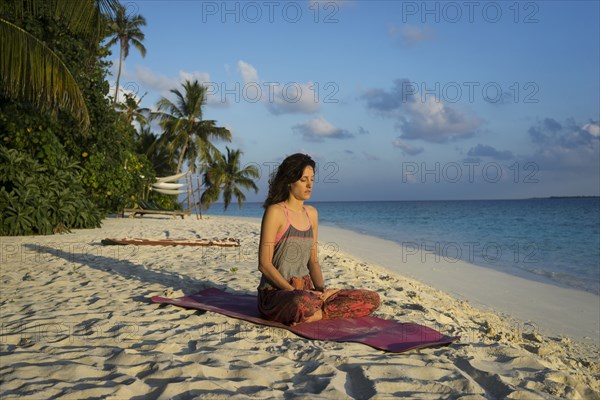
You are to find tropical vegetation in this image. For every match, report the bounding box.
[201,147,259,211]
[153,80,232,174]
[105,4,146,103]
[0,0,260,236]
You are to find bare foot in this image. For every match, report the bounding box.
[321,288,341,301]
[303,309,323,323]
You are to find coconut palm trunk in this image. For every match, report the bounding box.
[114,44,124,103]
[176,136,189,174]
[106,4,147,104]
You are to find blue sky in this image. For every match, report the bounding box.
[110,0,600,202]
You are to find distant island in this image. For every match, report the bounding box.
[546,196,600,199]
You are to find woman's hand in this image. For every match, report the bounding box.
[312,288,340,301]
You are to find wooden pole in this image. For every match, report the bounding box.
[197,175,203,219]
[190,173,200,220]
[186,172,191,217]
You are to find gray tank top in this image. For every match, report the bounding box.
[258,204,314,290]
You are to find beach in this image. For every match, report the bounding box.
[1,216,598,399]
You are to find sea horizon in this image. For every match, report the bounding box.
[199,195,600,207]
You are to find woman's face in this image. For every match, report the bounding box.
[289,165,315,201]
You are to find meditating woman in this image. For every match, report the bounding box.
[257,153,380,325]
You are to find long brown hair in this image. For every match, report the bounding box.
[263,153,316,208]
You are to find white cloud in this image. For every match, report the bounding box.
[526,118,600,173]
[265,82,321,115]
[134,66,212,94]
[363,152,380,161]
[109,84,142,104]
[362,78,482,142]
[306,116,338,136]
[105,61,141,103]
[389,24,435,47]
[467,144,514,160]
[237,60,259,84]
[178,70,211,85]
[234,61,320,114]
[133,66,228,108]
[392,138,424,156]
[135,65,179,93]
[529,117,600,149]
[583,122,600,137]
[292,116,354,142]
[106,61,145,102]
[399,97,482,142]
[107,57,124,81]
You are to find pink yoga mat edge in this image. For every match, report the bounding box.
[151,288,459,353]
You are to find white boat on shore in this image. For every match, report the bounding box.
[152,182,186,190]
[155,172,187,183]
[150,187,187,195]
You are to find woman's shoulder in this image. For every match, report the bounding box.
[304,205,318,219]
[266,202,286,211]
[264,203,287,220]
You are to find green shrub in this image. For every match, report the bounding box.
[0,147,102,235]
[0,5,155,216]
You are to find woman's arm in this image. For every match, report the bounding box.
[258,205,295,290]
[306,206,325,291]
[307,206,341,300]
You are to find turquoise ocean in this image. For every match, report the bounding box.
[203,198,600,296]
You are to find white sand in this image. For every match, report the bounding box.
[1,216,598,399]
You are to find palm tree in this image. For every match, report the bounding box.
[106,4,146,104]
[0,0,118,128]
[115,92,149,128]
[153,80,232,174]
[136,125,175,178]
[201,147,259,211]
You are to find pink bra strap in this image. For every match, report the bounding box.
[275,204,291,244]
[303,206,312,227]
[281,203,311,228]
[282,203,291,223]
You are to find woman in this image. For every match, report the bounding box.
[257,153,380,325]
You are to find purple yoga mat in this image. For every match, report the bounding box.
[151,288,459,353]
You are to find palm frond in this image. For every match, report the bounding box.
[131,37,147,57]
[0,19,90,128]
[11,0,119,39]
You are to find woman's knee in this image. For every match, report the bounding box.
[291,291,322,309]
[366,290,380,308]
